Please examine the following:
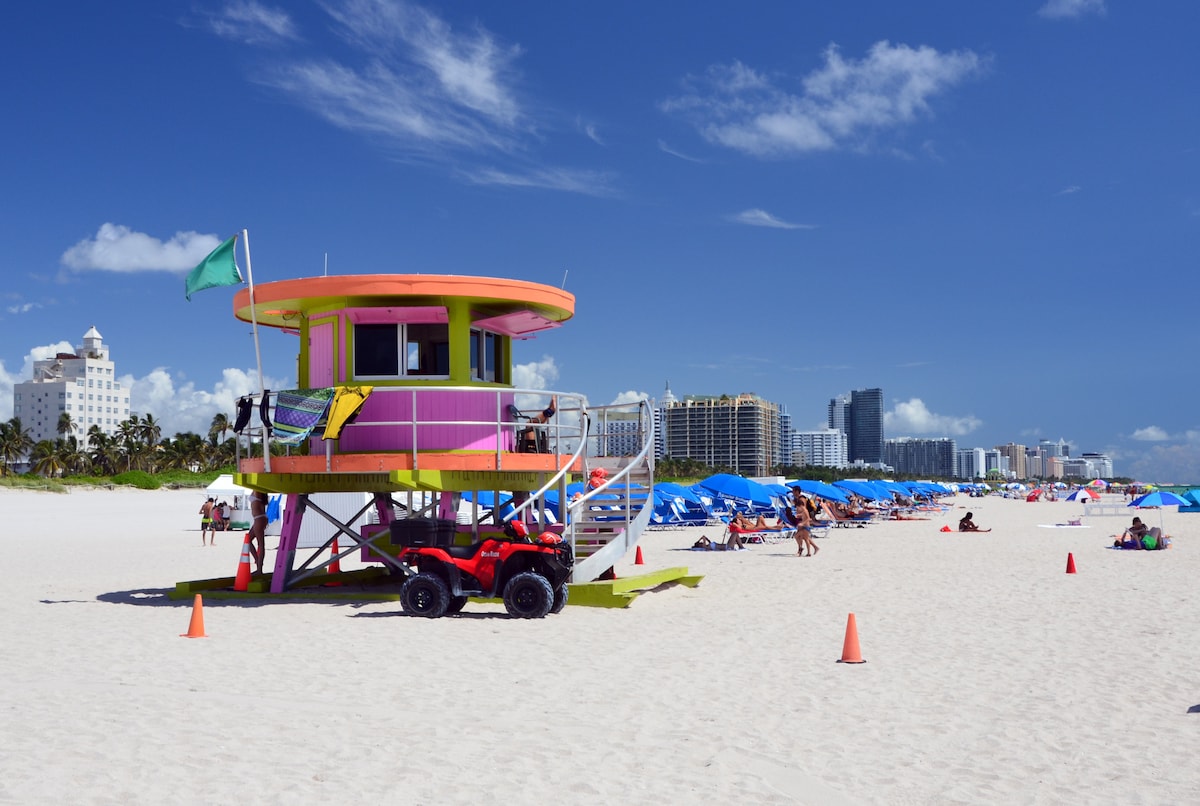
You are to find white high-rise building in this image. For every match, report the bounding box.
[794,429,849,468]
[12,326,133,445]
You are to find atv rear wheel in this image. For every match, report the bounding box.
[446,595,469,615]
[550,584,569,614]
[400,572,450,618]
[503,572,554,619]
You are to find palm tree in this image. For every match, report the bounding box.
[56,411,75,441]
[116,419,139,471]
[138,413,162,448]
[210,412,231,445]
[30,440,65,478]
[0,417,35,476]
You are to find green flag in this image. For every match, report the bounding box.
[185,235,243,301]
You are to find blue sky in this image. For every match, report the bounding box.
[2,0,1197,481]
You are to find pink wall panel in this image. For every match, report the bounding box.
[309,322,334,387]
[337,390,517,452]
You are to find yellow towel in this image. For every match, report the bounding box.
[322,385,373,440]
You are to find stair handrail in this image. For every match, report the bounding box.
[565,399,655,532]
[504,410,591,527]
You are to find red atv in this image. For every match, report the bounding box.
[394,520,573,619]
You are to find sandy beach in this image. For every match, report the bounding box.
[2,486,1198,804]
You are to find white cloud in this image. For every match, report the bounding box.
[1038,0,1106,20]
[662,41,985,157]
[61,224,223,273]
[657,139,706,163]
[609,390,649,406]
[459,166,617,196]
[729,209,815,230]
[124,367,293,437]
[204,1,300,45]
[1056,185,1081,195]
[579,119,603,145]
[5,302,41,315]
[260,0,524,154]
[1131,425,1170,441]
[884,398,982,436]
[512,355,559,394]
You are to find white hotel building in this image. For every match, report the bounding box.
[12,326,132,445]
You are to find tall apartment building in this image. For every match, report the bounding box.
[827,388,884,465]
[794,429,849,468]
[849,388,883,464]
[1080,452,1114,479]
[883,437,957,478]
[955,447,987,479]
[662,393,782,476]
[995,443,1028,480]
[12,327,132,445]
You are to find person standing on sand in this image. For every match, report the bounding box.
[199,498,214,546]
[791,490,818,557]
[248,491,269,573]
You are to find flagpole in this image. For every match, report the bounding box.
[242,228,270,473]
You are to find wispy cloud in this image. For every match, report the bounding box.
[885,398,982,436]
[1038,0,1106,20]
[203,1,301,45]
[661,41,986,157]
[5,302,41,315]
[1132,425,1170,441]
[60,224,222,273]
[578,118,604,145]
[199,1,601,193]
[729,209,815,230]
[657,139,706,163]
[459,166,617,196]
[1056,185,1081,195]
[252,0,525,155]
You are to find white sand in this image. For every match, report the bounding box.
[2,486,1199,804]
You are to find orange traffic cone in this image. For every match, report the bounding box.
[324,538,343,587]
[634,546,645,565]
[837,612,866,664]
[233,533,253,592]
[180,593,207,638]
[1066,552,1077,574]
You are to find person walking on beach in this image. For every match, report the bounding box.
[791,490,818,557]
[199,497,215,546]
[248,491,269,574]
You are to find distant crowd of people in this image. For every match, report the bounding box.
[198,497,232,545]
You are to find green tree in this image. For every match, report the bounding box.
[0,417,35,476]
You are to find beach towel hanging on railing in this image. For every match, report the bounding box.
[322,385,374,440]
[272,388,335,447]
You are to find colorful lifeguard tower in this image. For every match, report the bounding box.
[209,273,678,600]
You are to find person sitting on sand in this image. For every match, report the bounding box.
[959,512,984,532]
[1115,516,1167,550]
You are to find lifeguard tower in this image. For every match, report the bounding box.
[218,274,665,598]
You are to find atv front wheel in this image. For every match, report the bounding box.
[400,572,451,618]
[550,584,569,614]
[503,572,554,618]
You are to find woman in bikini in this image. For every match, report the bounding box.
[248,491,269,574]
[791,490,818,557]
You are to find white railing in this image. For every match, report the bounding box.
[233,387,587,472]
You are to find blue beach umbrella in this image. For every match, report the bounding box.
[694,473,776,512]
[834,480,889,502]
[1129,490,1188,530]
[789,479,850,503]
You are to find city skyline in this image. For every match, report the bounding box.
[2,2,1197,482]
